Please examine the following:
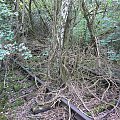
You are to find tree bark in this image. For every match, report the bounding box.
[81,0,99,56]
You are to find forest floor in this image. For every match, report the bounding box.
[0,38,120,120]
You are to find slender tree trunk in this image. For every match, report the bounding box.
[57,0,71,48]
[16,0,19,30]
[81,0,99,56]
[63,1,72,49]
[29,0,34,30]
[57,0,71,80]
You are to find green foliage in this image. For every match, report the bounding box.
[15,43,32,59]
[99,24,120,60]
[0,0,13,42]
[13,83,22,92]
[94,1,120,60]
[0,93,8,112]
[72,0,120,60]
[0,1,13,60]
[0,1,32,60]
[73,14,91,45]
[107,0,112,5]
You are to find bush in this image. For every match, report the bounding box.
[0,0,32,60]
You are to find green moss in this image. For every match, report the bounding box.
[0,115,7,120]
[106,101,115,110]
[13,83,22,92]
[0,94,8,112]
[92,105,106,114]
[86,111,92,116]
[10,99,24,109]
[92,101,115,115]
[0,82,4,93]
